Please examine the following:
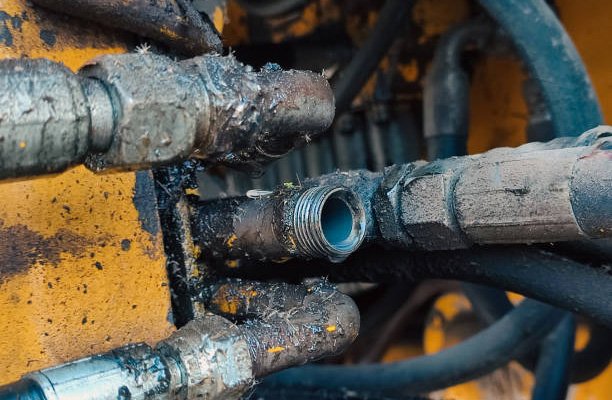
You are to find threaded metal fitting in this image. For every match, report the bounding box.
[293,186,366,262]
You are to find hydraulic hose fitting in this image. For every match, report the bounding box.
[294,127,611,251]
[206,281,360,376]
[0,316,254,400]
[293,186,366,261]
[190,184,366,267]
[0,283,359,400]
[0,54,334,180]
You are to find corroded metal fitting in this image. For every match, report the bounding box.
[7,315,254,400]
[0,54,334,179]
[206,281,361,377]
[298,127,612,250]
[0,283,360,400]
[82,53,334,173]
[190,184,366,267]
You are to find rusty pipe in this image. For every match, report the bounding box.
[31,0,222,56]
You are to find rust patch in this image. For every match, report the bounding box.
[0,220,110,282]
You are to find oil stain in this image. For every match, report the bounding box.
[133,171,160,237]
[0,219,110,283]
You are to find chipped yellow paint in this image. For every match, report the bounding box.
[223,0,249,46]
[325,325,337,333]
[214,296,239,315]
[226,234,238,248]
[0,0,173,385]
[184,187,201,197]
[159,26,180,40]
[0,0,126,70]
[225,259,240,269]
[398,59,419,83]
[213,6,226,33]
[0,168,175,384]
[191,243,202,260]
[211,285,259,315]
[267,346,285,353]
[468,56,528,154]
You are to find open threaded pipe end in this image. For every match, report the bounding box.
[292,186,366,262]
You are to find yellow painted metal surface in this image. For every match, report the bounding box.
[468,57,529,153]
[0,0,174,384]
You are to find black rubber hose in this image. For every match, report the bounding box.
[424,20,492,160]
[333,0,415,114]
[477,0,603,135]
[247,386,425,400]
[462,284,515,326]
[222,246,612,328]
[463,283,612,383]
[263,299,564,394]
[531,315,575,400]
[237,0,308,18]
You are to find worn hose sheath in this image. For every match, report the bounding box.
[31,0,222,56]
[264,299,564,394]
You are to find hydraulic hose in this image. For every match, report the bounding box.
[531,315,575,400]
[463,283,612,383]
[424,20,493,160]
[333,0,415,114]
[224,246,612,328]
[426,7,606,392]
[477,0,603,135]
[263,299,564,395]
